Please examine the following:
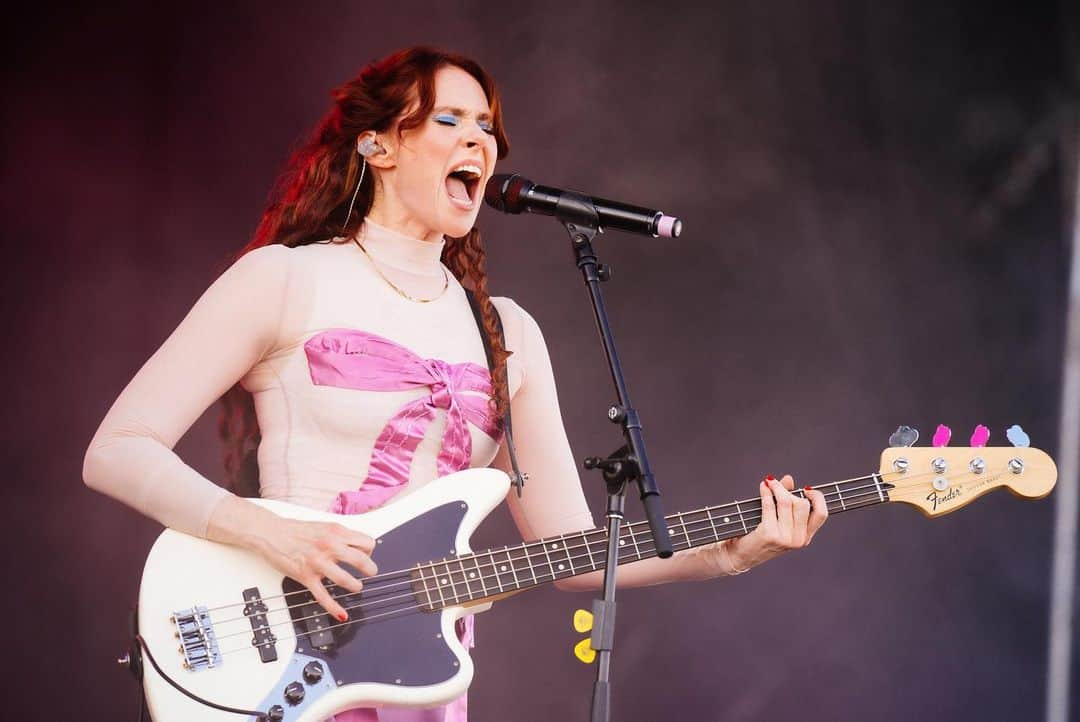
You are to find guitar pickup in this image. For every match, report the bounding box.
[242,587,278,663]
[282,577,336,651]
[297,599,335,650]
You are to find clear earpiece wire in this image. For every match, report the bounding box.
[342,157,367,232]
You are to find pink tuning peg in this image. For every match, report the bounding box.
[932,424,952,448]
[969,424,990,448]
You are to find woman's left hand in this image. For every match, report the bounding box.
[713,474,828,575]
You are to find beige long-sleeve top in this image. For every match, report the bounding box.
[83,219,596,540]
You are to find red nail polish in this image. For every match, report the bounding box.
[338,612,348,622]
[766,475,776,481]
[804,485,812,491]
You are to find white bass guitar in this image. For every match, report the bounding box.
[133,428,1056,721]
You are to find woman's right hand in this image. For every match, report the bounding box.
[256,517,379,621]
[207,496,378,621]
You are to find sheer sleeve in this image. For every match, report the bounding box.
[490,298,597,540]
[82,245,291,537]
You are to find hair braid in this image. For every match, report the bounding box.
[442,228,512,422]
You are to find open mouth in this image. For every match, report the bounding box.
[445,163,483,209]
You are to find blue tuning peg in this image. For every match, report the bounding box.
[1006,425,1030,448]
[889,425,919,448]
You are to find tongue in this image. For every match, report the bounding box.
[445,175,470,202]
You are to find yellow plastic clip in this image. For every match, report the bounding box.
[573,609,594,633]
[574,637,597,664]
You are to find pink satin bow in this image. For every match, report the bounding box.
[305,328,501,515]
[304,329,496,722]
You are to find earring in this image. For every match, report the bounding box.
[342,157,367,232]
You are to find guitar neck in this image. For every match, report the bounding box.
[415,473,893,609]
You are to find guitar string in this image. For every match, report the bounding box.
[210,489,898,659]
[202,474,897,631]
[208,474,962,655]
[197,468,913,619]
[210,462,1008,649]
[193,469,882,616]
[205,466,977,635]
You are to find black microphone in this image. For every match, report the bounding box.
[484,173,683,238]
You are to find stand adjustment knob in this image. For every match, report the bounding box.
[266,705,285,721]
[284,681,305,705]
[597,264,613,281]
[303,660,325,684]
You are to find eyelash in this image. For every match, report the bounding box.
[434,114,496,135]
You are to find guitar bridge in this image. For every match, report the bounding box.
[170,605,221,671]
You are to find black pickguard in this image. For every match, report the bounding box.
[282,501,467,687]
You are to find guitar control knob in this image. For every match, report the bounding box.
[284,681,305,705]
[266,705,285,721]
[303,660,325,684]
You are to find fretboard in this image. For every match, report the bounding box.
[413,474,892,610]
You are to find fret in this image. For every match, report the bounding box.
[626,524,643,560]
[471,554,489,597]
[486,550,504,593]
[873,475,885,503]
[545,538,573,579]
[677,512,693,549]
[594,531,611,568]
[491,549,514,592]
[581,531,598,570]
[503,545,524,589]
[429,562,448,608]
[735,502,749,535]
[452,559,473,602]
[834,482,847,511]
[540,540,558,580]
[704,507,720,542]
[509,544,536,587]
[416,564,437,611]
[436,562,460,604]
[561,537,576,575]
[456,558,476,601]
[427,562,450,606]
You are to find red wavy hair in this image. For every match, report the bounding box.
[219,46,511,497]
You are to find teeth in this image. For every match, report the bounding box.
[450,163,482,179]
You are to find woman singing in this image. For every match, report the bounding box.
[83,46,828,721]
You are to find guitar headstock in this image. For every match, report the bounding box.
[879,424,1057,517]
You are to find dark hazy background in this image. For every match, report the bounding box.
[3,1,1077,720]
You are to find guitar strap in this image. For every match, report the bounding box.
[464,289,527,498]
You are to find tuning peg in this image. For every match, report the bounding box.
[889,425,919,448]
[969,425,990,448]
[573,609,594,633]
[1006,424,1030,448]
[574,637,597,664]
[931,424,952,448]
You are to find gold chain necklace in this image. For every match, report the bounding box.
[352,232,450,304]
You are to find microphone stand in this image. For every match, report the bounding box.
[548,192,674,722]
